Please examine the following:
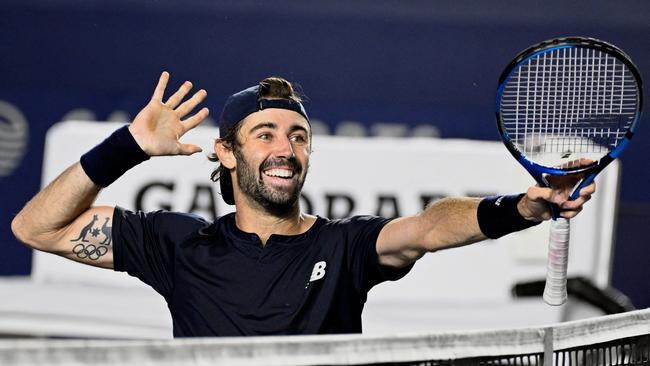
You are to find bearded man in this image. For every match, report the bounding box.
[12,72,595,337]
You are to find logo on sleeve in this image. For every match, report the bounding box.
[309,261,327,282]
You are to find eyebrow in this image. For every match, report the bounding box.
[288,125,309,135]
[248,122,310,135]
[248,122,277,134]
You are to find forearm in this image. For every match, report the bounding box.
[378,195,541,268]
[418,197,486,251]
[377,197,484,267]
[11,162,101,246]
[417,194,541,251]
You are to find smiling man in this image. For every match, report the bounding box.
[11,72,595,337]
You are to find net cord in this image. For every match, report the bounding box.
[0,309,648,366]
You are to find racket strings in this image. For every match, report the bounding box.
[500,46,639,166]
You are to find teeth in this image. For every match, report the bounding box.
[264,169,293,178]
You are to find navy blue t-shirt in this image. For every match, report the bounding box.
[112,207,412,337]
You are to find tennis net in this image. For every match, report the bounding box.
[0,309,648,366]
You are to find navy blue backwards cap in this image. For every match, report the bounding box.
[218,84,310,205]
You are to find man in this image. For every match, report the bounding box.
[11,72,594,337]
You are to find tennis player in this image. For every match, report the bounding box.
[11,72,595,337]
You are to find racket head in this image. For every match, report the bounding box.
[495,37,643,187]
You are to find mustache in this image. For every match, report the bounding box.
[260,156,302,174]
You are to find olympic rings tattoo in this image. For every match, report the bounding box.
[73,243,109,260]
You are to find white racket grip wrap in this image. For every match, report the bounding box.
[543,217,570,306]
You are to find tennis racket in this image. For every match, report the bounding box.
[495,37,643,305]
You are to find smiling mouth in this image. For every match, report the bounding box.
[263,168,295,179]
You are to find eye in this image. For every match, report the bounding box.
[258,133,271,141]
[290,134,307,143]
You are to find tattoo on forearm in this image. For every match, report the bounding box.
[70,215,112,260]
[72,243,108,260]
[70,214,98,242]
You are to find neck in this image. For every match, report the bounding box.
[234,200,315,246]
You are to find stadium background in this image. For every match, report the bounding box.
[1,0,648,310]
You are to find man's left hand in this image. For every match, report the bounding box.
[517,159,597,221]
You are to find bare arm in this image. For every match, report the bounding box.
[376,197,485,268]
[11,163,116,268]
[11,72,209,269]
[377,178,596,268]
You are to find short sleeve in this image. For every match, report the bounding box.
[112,206,178,298]
[343,216,414,293]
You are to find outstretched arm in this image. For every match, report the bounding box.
[376,178,595,269]
[11,163,116,268]
[11,72,209,269]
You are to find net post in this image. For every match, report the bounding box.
[544,326,555,366]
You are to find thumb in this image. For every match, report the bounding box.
[521,186,554,221]
[526,185,553,202]
[178,143,203,156]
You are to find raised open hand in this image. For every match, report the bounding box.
[128,72,209,156]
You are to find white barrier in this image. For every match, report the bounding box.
[1,121,620,338]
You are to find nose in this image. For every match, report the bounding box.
[274,135,295,159]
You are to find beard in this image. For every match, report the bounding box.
[234,148,307,215]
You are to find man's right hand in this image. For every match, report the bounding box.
[128,71,209,156]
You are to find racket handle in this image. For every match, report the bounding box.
[543,217,570,306]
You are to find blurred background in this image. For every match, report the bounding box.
[1,0,648,327]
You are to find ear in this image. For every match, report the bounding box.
[214,139,236,169]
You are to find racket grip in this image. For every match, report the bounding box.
[543,217,570,306]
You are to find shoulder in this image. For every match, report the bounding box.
[113,206,217,239]
[114,206,210,224]
[324,215,392,229]
[318,215,393,241]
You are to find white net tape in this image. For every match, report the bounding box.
[0,309,648,366]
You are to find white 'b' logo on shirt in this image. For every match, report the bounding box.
[309,261,327,282]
